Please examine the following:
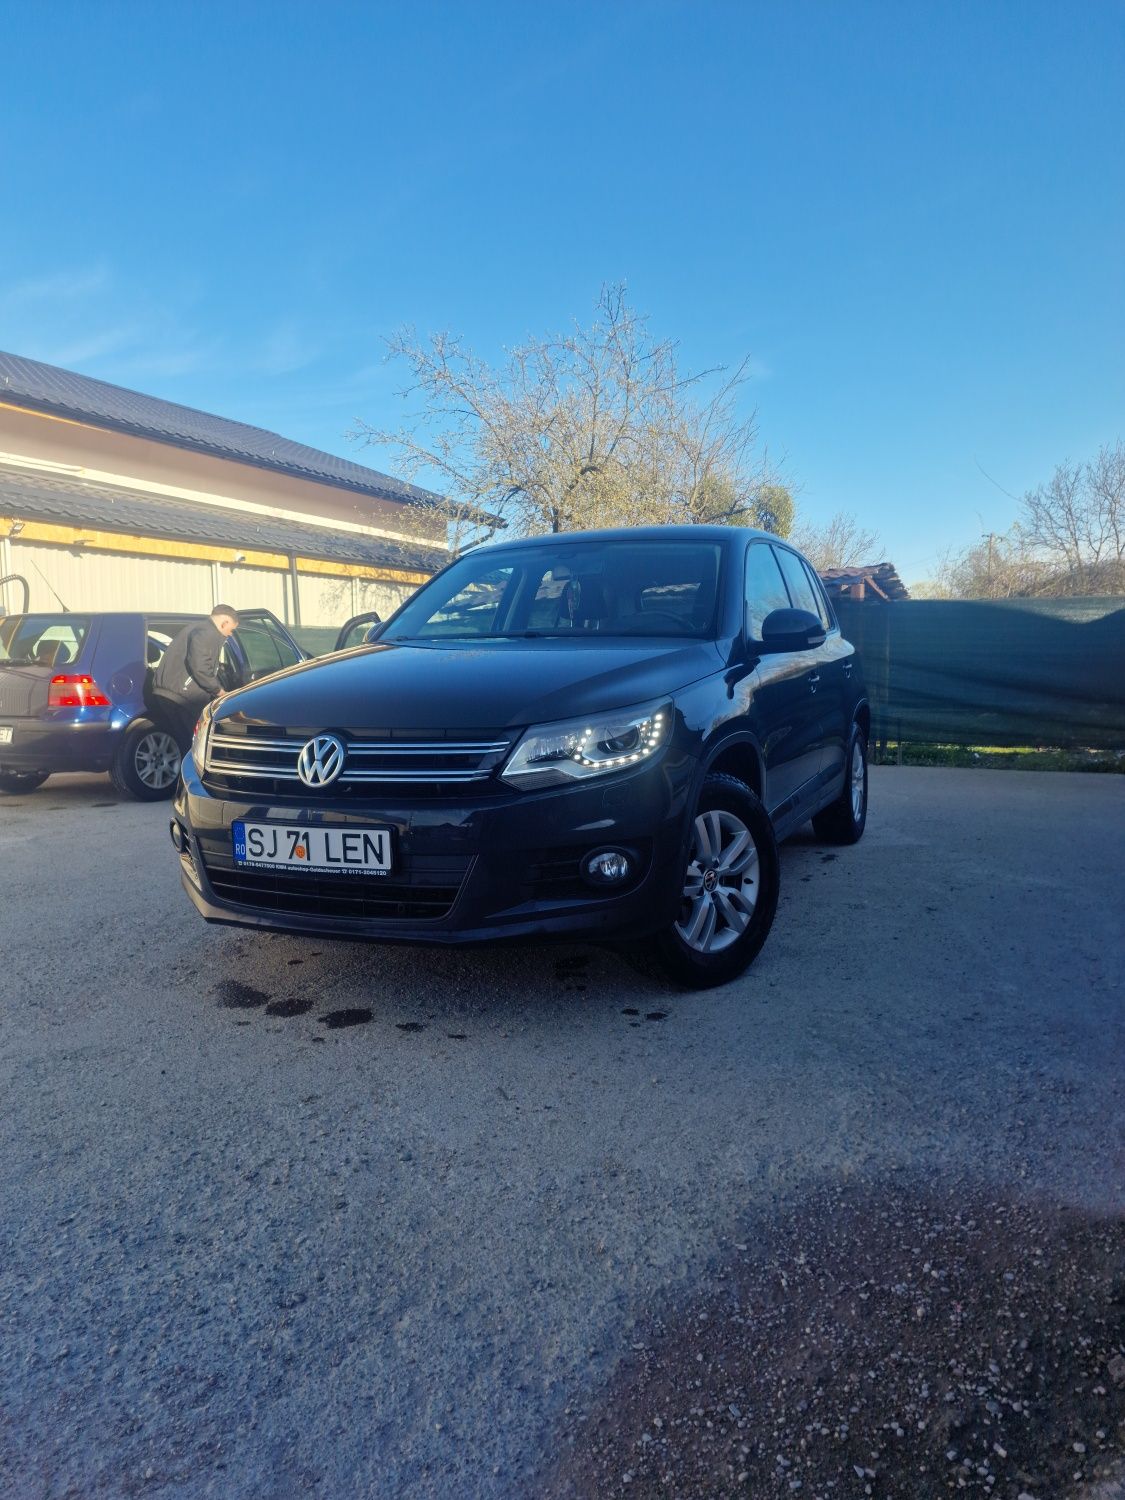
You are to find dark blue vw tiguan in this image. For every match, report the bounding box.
[172,527,869,987]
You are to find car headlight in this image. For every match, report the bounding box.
[501,701,672,789]
[191,701,215,771]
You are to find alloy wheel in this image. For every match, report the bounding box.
[136,731,181,790]
[675,808,760,954]
[850,739,866,821]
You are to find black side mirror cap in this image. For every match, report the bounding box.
[758,607,827,653]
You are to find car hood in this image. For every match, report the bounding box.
[220,637,725,732]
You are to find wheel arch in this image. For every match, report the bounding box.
[854,697,871,741]
[699,730,766,803]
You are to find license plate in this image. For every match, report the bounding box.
[232,821,392,875]
[0,727,12,745]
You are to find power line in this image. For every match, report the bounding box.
[973,457,1022,504]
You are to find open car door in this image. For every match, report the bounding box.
[334,611,383,652]
[223,610,308,688]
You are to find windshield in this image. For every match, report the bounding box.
[0,615,90,667]
[387,540,723,641]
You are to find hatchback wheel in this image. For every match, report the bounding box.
[0,770,49,795]
[655,773,780,989]
[110,719,182,801]
[812,724,868,844]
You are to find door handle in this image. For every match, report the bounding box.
[843,661,853,677]
[807,673,820,693]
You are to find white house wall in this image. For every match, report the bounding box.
[218,564,290,620]
[358,578,417,616]
[11,541,214,615]
[296,573,416,624]
[4,539,416,627]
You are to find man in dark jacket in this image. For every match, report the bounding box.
[152,605,240,752]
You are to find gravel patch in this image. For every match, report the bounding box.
[540,1180,1125,1499]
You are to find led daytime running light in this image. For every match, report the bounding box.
[501,701,672,787]
[570,711,666,769]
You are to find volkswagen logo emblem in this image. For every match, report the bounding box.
[297,733,346,788]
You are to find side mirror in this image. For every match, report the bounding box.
[759,607,826,653]
[363,621,385,643]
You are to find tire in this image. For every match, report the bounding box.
[0,770,49,795]
[654,772,780,989]
[109,719,182,801]
[812,723,868,845]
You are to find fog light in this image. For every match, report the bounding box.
[169,820,185,852]
[584,849,632,885]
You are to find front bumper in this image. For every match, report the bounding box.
[173,747,695,947]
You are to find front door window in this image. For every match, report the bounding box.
[236,620,303,679]
[744,544,791,640]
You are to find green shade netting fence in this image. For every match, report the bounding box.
[834,596,1125,748]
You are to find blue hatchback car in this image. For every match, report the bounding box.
[0,605,306,799]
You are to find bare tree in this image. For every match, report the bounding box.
[925,527,1052,599]
[1020,441,1125,589]
[789,511,880,573]
[1087,440,1125,567]
[916,444,1125,598]
[353,286,779,550]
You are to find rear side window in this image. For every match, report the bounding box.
[800,558,834,631]
[773,548,820,617]
[744,545,790,640]
[145,616,200,667]
[0,615,90,667]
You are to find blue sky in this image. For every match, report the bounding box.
[2,0,1122,582]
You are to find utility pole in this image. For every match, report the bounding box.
[982,532,996,591]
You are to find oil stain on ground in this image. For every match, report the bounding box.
[539,1179,1125,1499]
[320,1008,373,1029]
[396,1021,426,1033]
[215,980,270,1009]
[265,997,313,1018]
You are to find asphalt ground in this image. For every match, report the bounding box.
[0,767,1122,1499]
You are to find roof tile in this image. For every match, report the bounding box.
[0,469,440,574]
[0,349,441,510]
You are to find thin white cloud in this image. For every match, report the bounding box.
[41,326,141,367]
[110,342,222,381]
[1,265,111,308]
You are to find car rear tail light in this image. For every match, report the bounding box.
[48,674,112,708]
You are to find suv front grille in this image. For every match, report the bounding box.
[201,851,473,921]
[204,727,514,800]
